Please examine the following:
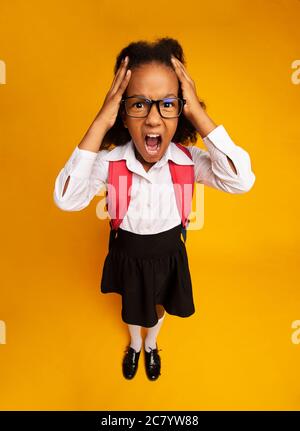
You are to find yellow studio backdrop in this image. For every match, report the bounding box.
[0,0,300,411]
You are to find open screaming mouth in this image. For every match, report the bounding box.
[144,134,162,155]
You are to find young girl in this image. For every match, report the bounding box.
[53,37,255,381]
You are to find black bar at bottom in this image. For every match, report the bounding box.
[0,410,299,430]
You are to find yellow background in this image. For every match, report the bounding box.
[1,0,300,410]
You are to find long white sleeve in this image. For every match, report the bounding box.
[187,125,256,193]
[53,146,109,211]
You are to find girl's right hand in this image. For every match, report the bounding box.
[96,56,131,132]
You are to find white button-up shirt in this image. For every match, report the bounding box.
[53,125,256,234]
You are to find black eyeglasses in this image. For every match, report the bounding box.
[121,96,186,118]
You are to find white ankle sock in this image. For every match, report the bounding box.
[127,324,142,352]
[144,312,165,353]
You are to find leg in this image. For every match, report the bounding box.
[144,305,166,353]
[127,324,142,352]
[123,324,142,380]
[155,304,165,319]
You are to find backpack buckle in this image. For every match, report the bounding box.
[181,225,187,243]
[108,221,118,251]
[181,218,191,243]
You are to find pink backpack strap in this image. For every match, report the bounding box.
[106,159,132,236]
[106,143,195,245]
[168,143,195,235]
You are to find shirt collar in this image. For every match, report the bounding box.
[102,139,195,168]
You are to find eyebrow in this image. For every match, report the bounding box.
[128,93,178,99]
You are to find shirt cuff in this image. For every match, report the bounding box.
[69,146,98,178]
[202,125,239,161]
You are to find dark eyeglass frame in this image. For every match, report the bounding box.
[121,95,186,118]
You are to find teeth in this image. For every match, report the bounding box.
[145,143,160,154]
[146,134,160,138]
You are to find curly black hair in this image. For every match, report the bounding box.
[100,37,206,150]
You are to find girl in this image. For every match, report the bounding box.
[53,37,256,381]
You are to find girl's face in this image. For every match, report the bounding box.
[121,62,179,171]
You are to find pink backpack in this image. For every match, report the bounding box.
[105,143,195,244]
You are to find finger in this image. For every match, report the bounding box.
[110,57,128,91]
[172,57,191,80]
[171,55,185,69]
[173,59,195,88]
[171,56,189,74]
[112,65,130,97]
[112,58,130,94]
[117,69,131,95]
[171,58,185,82]
[109,57,127,90]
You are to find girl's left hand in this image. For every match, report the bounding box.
[171,55,203,125]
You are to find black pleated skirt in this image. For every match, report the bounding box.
[100,223,195,328]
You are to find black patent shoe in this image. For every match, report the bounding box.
[122,345,141,380]
[144,344,162,381]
